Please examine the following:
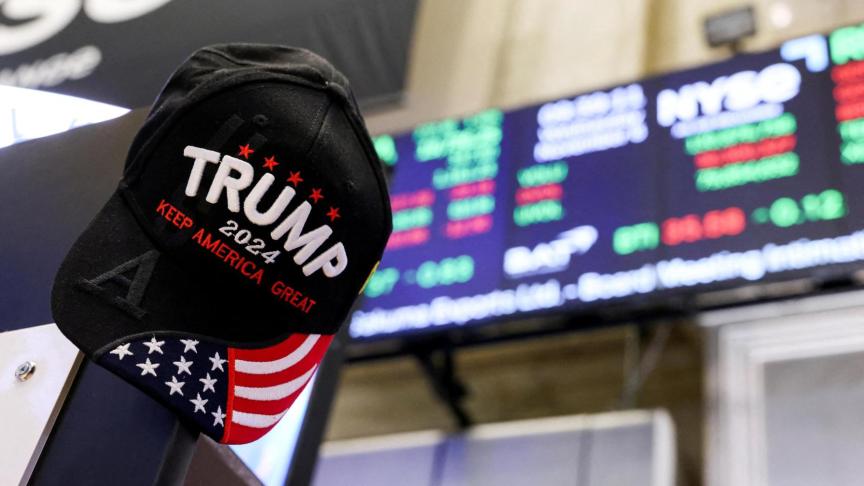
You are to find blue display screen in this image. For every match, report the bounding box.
[351,25,864,340]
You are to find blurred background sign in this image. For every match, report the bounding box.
[0,0,419,108]
[349,25,864,348]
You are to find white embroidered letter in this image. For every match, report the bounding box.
[183,146,220,197]
[243,174,296,226]
[270,201,333,264]
[302,243,348,277]
[206,155,254,212]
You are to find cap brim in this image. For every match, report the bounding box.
[92,324,333,444]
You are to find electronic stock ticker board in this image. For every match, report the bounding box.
[351,24,864,340]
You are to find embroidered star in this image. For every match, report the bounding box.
[110,343,133,360]
[211,406,226,427]
[180,339,199,354]
[209,352,227,372]
[326,206,341,222]
[199,373,217,393]
[287,171,303,187]
[309,188,324,204]
[164,376,185,396]
[190,393,208,414]
[173,355,193,375]
[136,358,159,377]
[238,144,254,159]
[263,155,279,171]
[143,337,165,355]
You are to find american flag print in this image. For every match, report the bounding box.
[99,333,333,444]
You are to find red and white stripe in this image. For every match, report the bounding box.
[222,333,333,444]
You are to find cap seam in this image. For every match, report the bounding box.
[338,104,394,249]
[304,99,392,297]
[300,97,333,159]
[198,46,332,89]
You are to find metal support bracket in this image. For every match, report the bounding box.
[414,346,472,429]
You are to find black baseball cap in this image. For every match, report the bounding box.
[51,45,391,444]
